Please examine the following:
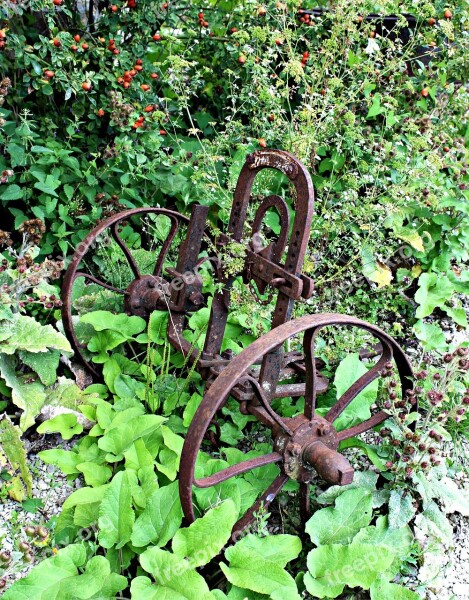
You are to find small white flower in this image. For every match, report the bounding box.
[365,38,380,55]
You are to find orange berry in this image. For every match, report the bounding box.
[428,17,436,25]
[258,6,266,16]
[275,38,283,45]
[444,9,452,19]
[129,69,137,77]
[44,70,55,78]
[97,108,105,117]
[421,88,429,97]
[111,4,118,12]
[135,58,143,65]
[81,81,92,91]
[73,34,81,42]
[81,42,89,50]
[357,15,363,23]
[258,138,267,148]
[123,81,130,89]
[53,38,61,47]
[53,0,63,6]
[152,33,161,41]
[140,84,150,91]
[144,105,154,112]
[150,72,159,79]
[159,129,167,135]
[134,64,143,71]
[238,54,246,64]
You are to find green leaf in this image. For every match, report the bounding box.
[415,273,454,318]
[306,488,373,545]
[18,349,60,386]
[304,543,395,598]
[0,414,33,495]
[81,311,146,337]
[332,354,378,431]
[0,184,23,201]
[172,499,237,567]
[0,354,46,431]
[98,470,135,549]
[228,533,302,568]
[37,413,83,439]
[2,544,86,599]
[388,490,416,529]
[98,414,165,456]
[221,547,301,599]
[413,320,447,351]
[76,461,112,487]
[0,314,71,354]
[39,448,82,475]
[138,549,214,600]
[370,577,420,599]
[131,481,183,547]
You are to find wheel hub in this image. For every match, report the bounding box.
[125,275,169,317]
[273,414,354,485]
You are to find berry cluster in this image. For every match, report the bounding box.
[380,349,469,481]
[18,219,46,246]
[197,11,209,28]
[0,77,11,112]
[94,192,125,218]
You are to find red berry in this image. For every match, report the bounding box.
[44,70,55,78]
[140,84,150,91]
[421,88,429,97]
[134,64,143,71]
[428,17,436,25]
[159,129,167,135]
[152,33,161,41]
[258,6,266,16]
[150,72,159,79]
[144,105,154,112]
[81,42,89,50]
[53,38,61,47]
[82,81,92,91]
[444,9,452,19]
[71,44,78,51]
[238,54,246,64]
[135,58,143,65]
[53,0,63,6]
[97,108,105,117]
[73,35,81,42]
[111,4,118,12]
[258,138,267,148]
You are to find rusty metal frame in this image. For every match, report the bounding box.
[61,149,414,535]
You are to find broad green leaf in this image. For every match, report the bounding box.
[98,414,165,456]
[76,461,112,487]
[62,484,108,512]
[221,547,301,599]
[370,577,420,599]
[2,544,86,599]
[19,349,60,386]
[0,415,33,495]
[38,448,82,475]
[305,543,395,598]
[37,413,83,439]
[229,533,302,568]
[0,314,71,353]
[392,226,425,252]
[414,501,453,544]
[413,320,447,351]
[81,311,146,337]
[131,481,182,547]
[333,353,378,431]
[138,549,214,599]
[98,470,135,549]
[0,354,46,431]
[353,516,413,573]
[306,488,373,545]
[388,490,416,529]
[54,554,126,599]
[415,273,454,318]
[172,499,237,567]
[0,184,23,201]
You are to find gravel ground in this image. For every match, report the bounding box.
[0,436,80,589]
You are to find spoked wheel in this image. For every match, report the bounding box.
[179,313,413,538]
[61,208,195,378]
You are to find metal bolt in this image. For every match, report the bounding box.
[291,443,302,456]
[318,423,331,436]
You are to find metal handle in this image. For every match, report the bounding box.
[303,441,354,485]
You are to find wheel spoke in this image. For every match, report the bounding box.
[244,377,294,436]
[194,452,283,488]
[299,482,311,525]
[231,473,289,539]
[153,215,180,277]
[325,340,393,423]
[303,327,320,420]
[111,222,141,279]
[75,272,125,295]
[336,410,389,441]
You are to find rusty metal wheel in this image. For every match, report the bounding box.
[61,207,193,378]
[179,313,413,537]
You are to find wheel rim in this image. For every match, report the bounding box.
[179,313,413,536]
